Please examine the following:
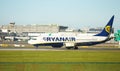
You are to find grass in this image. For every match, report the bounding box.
[0,50,120,71]
[0,63,120,71]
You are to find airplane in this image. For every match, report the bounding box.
[28,15,114,49]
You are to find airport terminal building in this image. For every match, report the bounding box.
[0,23,68,33]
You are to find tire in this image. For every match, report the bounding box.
[74,46,78,49]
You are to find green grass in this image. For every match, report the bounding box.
[0,50,120,71]
[0,63,120,71]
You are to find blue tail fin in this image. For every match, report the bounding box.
[95,15,114,36]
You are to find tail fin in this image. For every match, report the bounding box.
[95,15,114,36]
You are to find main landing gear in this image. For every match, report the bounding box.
[74,46,78,49]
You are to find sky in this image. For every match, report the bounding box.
[0,0,120,32]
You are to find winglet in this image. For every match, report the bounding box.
[95,15,114,36]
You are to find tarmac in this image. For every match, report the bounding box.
[0,47,120,51]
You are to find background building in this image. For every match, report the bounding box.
[0,23,68,34]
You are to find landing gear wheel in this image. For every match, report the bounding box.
[74,46,78,49]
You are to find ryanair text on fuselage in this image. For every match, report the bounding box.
[43,37,76,42]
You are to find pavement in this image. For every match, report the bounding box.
[0,47,120,51]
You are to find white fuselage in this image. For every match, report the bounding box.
[28,32,108,46]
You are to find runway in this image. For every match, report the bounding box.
[0,47,65,51]
[0,47,120,51]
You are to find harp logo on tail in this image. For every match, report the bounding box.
[105,26,111,33]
